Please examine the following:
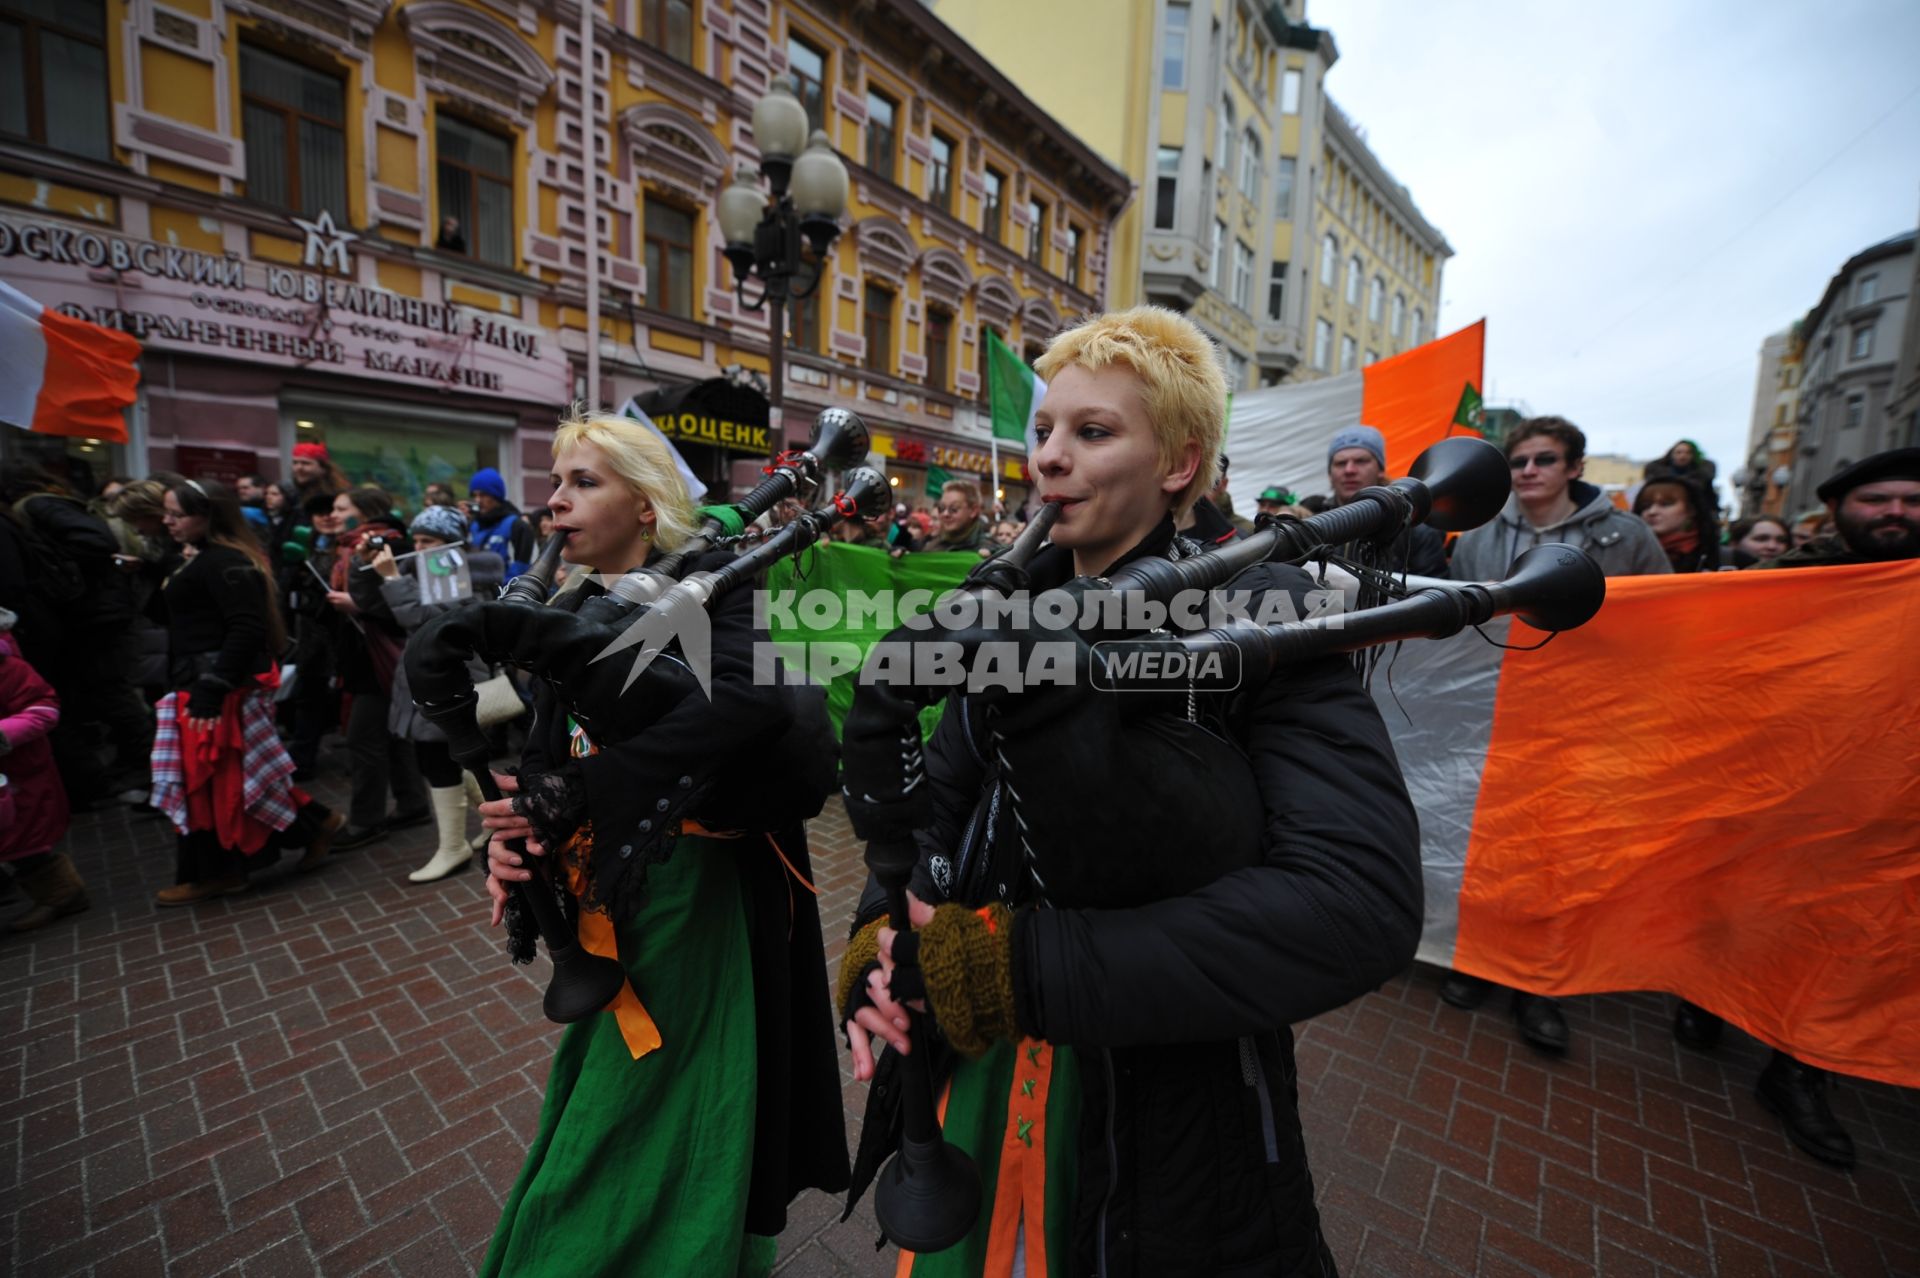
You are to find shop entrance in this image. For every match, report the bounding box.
[279,396,512,515]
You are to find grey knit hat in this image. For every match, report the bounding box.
[1328,425,1386,468]
[409,504,468,543]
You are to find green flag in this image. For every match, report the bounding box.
[925,464,953,498]
[987,328,1045,446]
[1451,381,1484,433]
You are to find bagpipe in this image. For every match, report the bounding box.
[837,435,1609,1251]
[402,408,882,1025]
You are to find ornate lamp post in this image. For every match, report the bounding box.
[717,77,850,465]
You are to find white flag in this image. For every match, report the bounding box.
[618,398,709,503]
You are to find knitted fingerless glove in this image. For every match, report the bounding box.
[837,916,886,1023]
[897,902,1019,1058]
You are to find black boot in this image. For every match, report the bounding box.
[1757,1052,1854,1168]
[1672,1000,1724,1051]
[1511,992,1569,1054]
[1440,970,1493,1009]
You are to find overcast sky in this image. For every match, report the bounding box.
[1311,0,1920,483]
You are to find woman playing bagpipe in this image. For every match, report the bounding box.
[475,413,849,1276]
[839,308,1424,1276]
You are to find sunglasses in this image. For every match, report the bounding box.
[1508,451,1564,471]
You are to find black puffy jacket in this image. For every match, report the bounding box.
[853,518,1422,1276]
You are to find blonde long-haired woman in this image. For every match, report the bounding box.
[476,413,847,1276]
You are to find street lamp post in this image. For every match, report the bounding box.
[717,78,850,469]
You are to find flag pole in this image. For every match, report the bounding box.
[990,436,1000,516]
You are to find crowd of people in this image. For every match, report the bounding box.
[2,301,1914,1274]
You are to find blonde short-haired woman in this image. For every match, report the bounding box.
[477,412,848,1276]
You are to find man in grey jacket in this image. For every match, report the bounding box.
[1450,415,1671,580]
[1440,415,1669,1052]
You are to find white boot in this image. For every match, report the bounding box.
[409,786,475,883]
[462,771,491,851]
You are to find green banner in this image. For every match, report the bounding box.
[925,464,953,498]
[764,542,977,739]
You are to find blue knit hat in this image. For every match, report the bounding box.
[468,467,507,500]
[409,504,468,543]
[1328,425,1386,469]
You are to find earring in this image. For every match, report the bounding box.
[641,527,653,541]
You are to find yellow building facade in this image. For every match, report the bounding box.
[0,0,1127,505]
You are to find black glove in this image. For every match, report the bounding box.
[510,761,589,850]
[186,675,233,720]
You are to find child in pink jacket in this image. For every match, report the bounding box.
[0,606,84,931]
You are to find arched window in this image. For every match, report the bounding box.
[1239,128,1260,198]
[1391,292,1406,339]
[1367,276,1383,324]
[1413,306,1426,342]
[1345,255,1362,305]
[1319,234,1337,286]
[1215,97,1234,172]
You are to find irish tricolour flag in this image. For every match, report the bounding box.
[0,278,141,442]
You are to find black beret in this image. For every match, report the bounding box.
[1816,447,1920,503]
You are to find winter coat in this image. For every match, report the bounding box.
[1449,480,1671,580]
[515,558,851,1233]
[470,505,535,580]
[375,549,506,742]
[1756,534,1883,570]
[330,522,410,696]
[852,517,1421,1276]
[12,491,136,629]
[0,612,70,862]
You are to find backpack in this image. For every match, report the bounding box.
[9,496,88,607]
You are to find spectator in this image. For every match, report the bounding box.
[1324,426,1449,576]
[1179,454,1252,544]
[1670,448,1920,1169]
[277,442,349,567]
[910,478,991,553]
[327,489,430,849]
[423,481,459,508]
[1,464,154,804]
[151,479,341,904]
[988,518,1022,546]
[467,467,535,580]
[1726,515,1792,569]
[1255,485,1297,519]
[437,216,467,253]
[365,504,505,883]
[263,481,290,519]
[236,474,267,506]
[98,475,134,504]
[1633,474,1720,572]
[1299,493,1334,514]
[278,488,344,778]
[1441,415,1669,1053]
[0,605,83,932]
[1644,438,1718,491]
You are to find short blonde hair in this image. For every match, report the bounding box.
[939,478,982,510]
[1034,306,1226,513]
[551,411,699,554]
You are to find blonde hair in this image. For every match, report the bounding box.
[1033,306,1227,514]
[939,478,982,510]
[551,411,699,557]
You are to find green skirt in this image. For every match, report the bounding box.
[481,836,777,1278]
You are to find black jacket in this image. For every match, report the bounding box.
[516,559,850,1234]
[853,519,1421,1275]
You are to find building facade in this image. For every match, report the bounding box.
[1737,326,1802,518]
[931,0,1448,396]
[1771,230,1914,516]
[0,0,1128,509]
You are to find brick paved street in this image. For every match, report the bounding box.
[4,772,1916,1277]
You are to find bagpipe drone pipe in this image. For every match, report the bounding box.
[835,435,1608,1251]
[401,408,881,1024]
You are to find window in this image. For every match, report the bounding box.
[1851,324,1874,361]
[1844,394,1865,432]
[1390,292,1405,339]
[1231,240,1253,311]
[1210,218,1227,289]
[1226,350,1247,391]
[1412,307,1425,342]
[240,46,347,220]
[977,324,1000,400]
[0,0,109,158]
[1274,156,1295,216]
[865,89,896,182]
[643,200,695,318]
[1154,147,1180,230]
[1367,276,1383,324]
[1856,273,1878,305]
[925,307,952,392]
[437,115,515,267]
[641,0,692,64]
[983,166,1004,242]
[1313,318,1332,370]
[789,288,822,355]
[1365,349,1379,367]
[1214,97,1234,173]
[1344,256,1361,305]
[928,130,954,211]
[1161,2,1189,89]
[1239,129,1260,199]
[1027,198,1046,268]
[863,284,892,374]
[1281,68,1301,114]
[1266,260,1287,321]
[1065,224,1083,289]
[1339,334,1355,373]
[1318,234,1337,286]
[787,34,828,130]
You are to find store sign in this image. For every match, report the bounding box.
[653,412,770,455]
[0,215,568,403]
